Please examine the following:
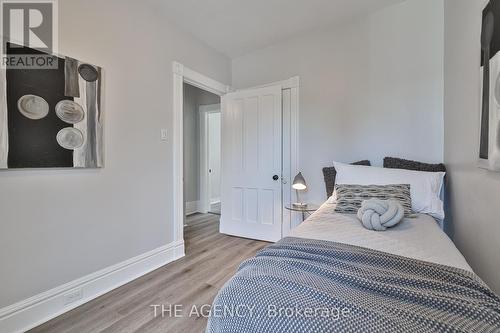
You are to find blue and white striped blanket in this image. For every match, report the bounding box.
[207,237,500,333]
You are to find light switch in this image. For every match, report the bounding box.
[161,129,168,141]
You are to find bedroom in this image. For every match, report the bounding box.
[0,0,499,332]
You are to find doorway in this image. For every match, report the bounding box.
[183,83,221,218]
[199,104,221,215]
[172,62,299,256]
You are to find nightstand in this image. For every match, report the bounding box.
[285,203,320,221]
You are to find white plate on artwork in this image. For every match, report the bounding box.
[17,95,49,120]
[56,127,84,150]
[55,100,85,124]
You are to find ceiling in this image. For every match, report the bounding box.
[148,0,405,59]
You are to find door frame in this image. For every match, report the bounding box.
[172,61,299,250]
[172,62,230,253]
[199,103,221,214]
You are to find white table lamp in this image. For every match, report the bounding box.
[292,172,308,208]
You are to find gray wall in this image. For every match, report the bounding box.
[183,84,220,203]
[444,0,500,294]
[232,0,445,204]
[0,0,231,308]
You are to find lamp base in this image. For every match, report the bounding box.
[292,202,308,209]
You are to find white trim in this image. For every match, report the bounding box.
[289,85,301,230]
[174,63,230,96]
[185,200,202,216]
[172,62,229,245]
[0,240,184,333]
[199,104,221,214]
[199,107,208,214]
[281,86,301,236]
[282,89,292,236]
[173,63,185,244]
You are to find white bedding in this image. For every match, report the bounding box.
[290,202,472,272]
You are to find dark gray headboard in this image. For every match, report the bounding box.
[383,157,446,173]
[322,160,371,198]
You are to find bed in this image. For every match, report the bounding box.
[207,163,500,333]
[291,203,472,272]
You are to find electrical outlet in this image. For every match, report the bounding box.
[64,288,83,305]
[161,129,168,141]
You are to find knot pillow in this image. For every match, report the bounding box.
[357,199,405,231]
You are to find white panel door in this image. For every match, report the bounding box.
[220,85,283,242]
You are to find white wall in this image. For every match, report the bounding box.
[183,84,220,204]
[232,0,444,204]
[0,0,231,308]
[444,0,500,294]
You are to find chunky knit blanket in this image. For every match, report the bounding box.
[207,237,500,333]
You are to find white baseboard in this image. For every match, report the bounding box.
[185,200,201,216]
[0,240,185,333]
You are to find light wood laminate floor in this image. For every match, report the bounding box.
[29,214,268,333]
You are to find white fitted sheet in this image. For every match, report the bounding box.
[290,202,472,272]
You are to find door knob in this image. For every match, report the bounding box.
[273,175,279,181]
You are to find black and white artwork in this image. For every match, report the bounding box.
[0,43,103,169]
[480,0,500,171]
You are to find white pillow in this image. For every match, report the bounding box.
[330,161,445,220]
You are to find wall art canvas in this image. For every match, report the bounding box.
[480,0,500,171]
[0,43,103,169]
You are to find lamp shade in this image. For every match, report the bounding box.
[292,172,307,190]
